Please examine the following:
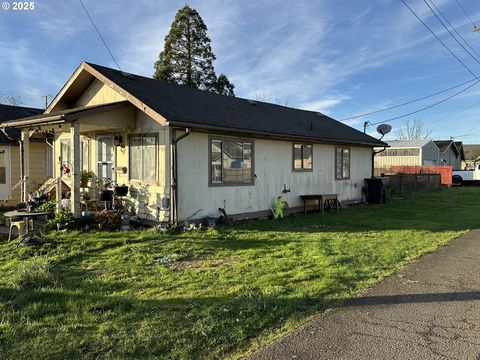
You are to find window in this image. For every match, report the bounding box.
[0,150,6,184]
[336,147,350,179]
[129,134,157,182]
[293,143,313,171]
[209,137,253,185]
[81,139,89,171]
[60,140,71,177]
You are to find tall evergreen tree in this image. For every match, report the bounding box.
[154,5,235,96]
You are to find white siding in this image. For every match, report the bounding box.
[176,132,372,221]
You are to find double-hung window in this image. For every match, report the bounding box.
[335,147,350,179]
[293,143,313,171]
[60,140,71,177]
[209,137,253,185]
[129,134,157,183]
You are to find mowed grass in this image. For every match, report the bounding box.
[1,187,479,359]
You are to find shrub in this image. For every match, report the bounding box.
[38,201,57,213]
[45,209,75,232]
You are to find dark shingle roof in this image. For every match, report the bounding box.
[0,104,43,142]
[434,140,458,154]
[87,63,385,147]
[463,144,480,160]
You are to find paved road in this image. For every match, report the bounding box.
[248,230,480,360]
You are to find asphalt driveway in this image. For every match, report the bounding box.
[248,229,480,360]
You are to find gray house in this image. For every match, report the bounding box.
[434,140,461,170]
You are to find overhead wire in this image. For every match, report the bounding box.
[369,79,480,125]
[423,0,480,66]
[428,0,480,61]
[79,0,121,70]
[340,78,476,121]
[400,0,479,79]
[455,0,477,29]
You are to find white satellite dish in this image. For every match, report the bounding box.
[376,124,392,137]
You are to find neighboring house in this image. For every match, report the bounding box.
[462,144,480,170]
[374,139,440,174]
[0,104,52,203]
[455,141,465,168]
[434,140,461,170]
[3,62,385,223]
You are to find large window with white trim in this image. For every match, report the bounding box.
[129,134,157,182]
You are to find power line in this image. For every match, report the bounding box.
[340,78,476,121]
[400,0,479,79]
[79,0,121,71]
[370,79,480,125]
[428,0,480,61]
[455,0,477,29]
[423,0,480,66]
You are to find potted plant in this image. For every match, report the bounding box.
[80,170,94,187]
[97,177,113,202]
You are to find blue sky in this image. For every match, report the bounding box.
[1,0,480,142]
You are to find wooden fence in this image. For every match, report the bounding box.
[383,173,441,196]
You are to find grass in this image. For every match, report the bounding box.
[0,187,479,359]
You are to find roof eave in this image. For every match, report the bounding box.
[168,121,386,147]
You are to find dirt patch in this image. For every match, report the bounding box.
[173,258,231,269]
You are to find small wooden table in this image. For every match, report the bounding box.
[299,194,339,214]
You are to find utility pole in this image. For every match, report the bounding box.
[43,95,51,109]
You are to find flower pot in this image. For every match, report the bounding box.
[99,190,113,202]
[81,178,89,187]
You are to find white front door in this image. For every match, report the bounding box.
[0,146,11,200]
[97,136,115,181]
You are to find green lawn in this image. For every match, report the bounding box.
[0,187,479,359]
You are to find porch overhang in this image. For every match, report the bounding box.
[1,101,131,130]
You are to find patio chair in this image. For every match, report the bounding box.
[8,219,27,242]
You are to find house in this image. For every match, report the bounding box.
[2,62,385,223]
[462,144,480,170]
[455,141,465,168]
[0,104,52,203]
[434,140,461,170]
[374,139,440,174]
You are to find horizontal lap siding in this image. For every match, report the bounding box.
[176,132,372,221]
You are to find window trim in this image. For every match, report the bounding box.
[335,146,351,180]
[292,143,313,172]
[128,133,158,184]
[208,136,255,187]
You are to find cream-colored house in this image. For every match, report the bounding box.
[4,62,385,223]
[374,139,440,174]
[0,104,52,204]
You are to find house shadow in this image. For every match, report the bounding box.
[343,291,480,307]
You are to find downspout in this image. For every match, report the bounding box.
[372,147,387,178]
[171,128,191,226]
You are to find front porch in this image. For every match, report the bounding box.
[3,101,170,222]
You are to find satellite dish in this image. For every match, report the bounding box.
[376,124,392,136]
[376,124,392,140]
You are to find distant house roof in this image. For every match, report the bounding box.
[434,140,459,156]
[463,144,480,160]
[81,63,385,147]
[0,104,43,143]
[455,141,465,161]
[385,139,432,148]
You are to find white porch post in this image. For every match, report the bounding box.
[21,130,30,202]
[70,122,80,216]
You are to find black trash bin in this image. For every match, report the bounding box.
[365,178,386,204]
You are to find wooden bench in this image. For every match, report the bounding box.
[299,194,339,214]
